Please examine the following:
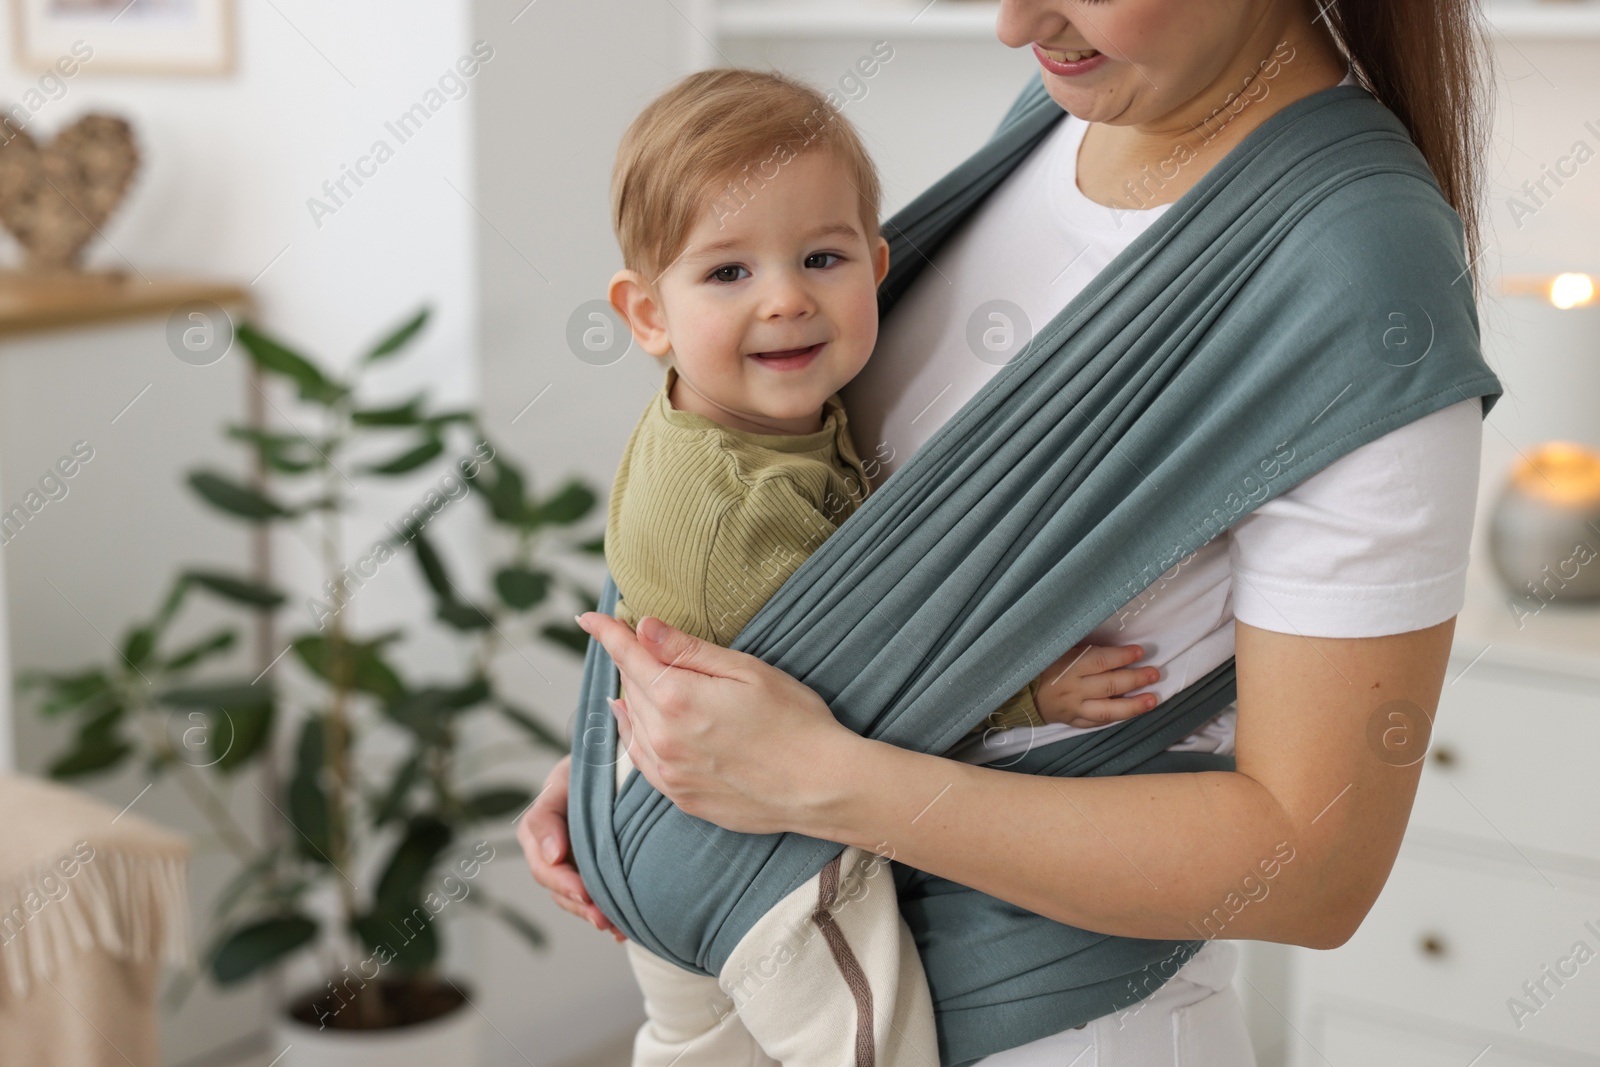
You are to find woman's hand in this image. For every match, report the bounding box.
[575,610,855,835]
[1034,642,1163,728]
[514,753,624,941]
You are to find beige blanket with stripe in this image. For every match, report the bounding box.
[616,751,938,1067]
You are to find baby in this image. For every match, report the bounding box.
[599,68,1153,1067]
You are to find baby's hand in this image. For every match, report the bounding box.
[1034,642,1161,729]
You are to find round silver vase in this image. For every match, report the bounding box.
[1488,442,1600,604]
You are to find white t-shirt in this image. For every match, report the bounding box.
[843,71,1483,767]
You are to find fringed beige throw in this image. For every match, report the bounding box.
[0,774,191,1067]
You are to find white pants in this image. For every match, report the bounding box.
[973,941,1258,1067]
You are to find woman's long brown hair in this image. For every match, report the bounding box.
[1320,0,1497,296]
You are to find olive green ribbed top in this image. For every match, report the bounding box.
[605,364,1043,734]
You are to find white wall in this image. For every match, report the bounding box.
[1472,39,1600,514]
[0,1,482,1062]
[467,0,681,1058]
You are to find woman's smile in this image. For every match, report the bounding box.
[1033,43,1108,76]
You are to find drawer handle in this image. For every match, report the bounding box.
[1418,933,1448,959]
[1430,745,1458,769]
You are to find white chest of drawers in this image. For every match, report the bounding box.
[1286,555,1600,1066]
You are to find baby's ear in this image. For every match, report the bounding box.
[608,269,671,357]
[870,233,891,286]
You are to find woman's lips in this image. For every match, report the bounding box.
[748,342,824,371]
[1032,44,1107,77]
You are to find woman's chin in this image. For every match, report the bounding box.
[1040,83,1135,126]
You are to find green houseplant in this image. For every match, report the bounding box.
[22,306,601,1040]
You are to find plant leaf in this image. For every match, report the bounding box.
[34,668,113,716]
[468,455,529,526]
[165,628,238,671]
[402,528,453,600]
[159,680,273,710]
[461,787,531,820]
[439,676,491,709]
[350,395,426,426]
[352,907,438,972]
[121,626,156,669]
[287,717,331,864]
[498,702,568,755]
[185,570,287,610]
[373,815,453,915]
[48,705,130,778]
[373,752,423,826]
[48,738,130,778]
[533,480,596,526]
[224,425,325,474]
[436,599,493,631]
[210,703,274,774]
[210,914,319,985]
[362,307,430,364]
[237,323,346,405]
[493,567,549,610]
[423,410,474,429]
[292,636,406,703]
[364,436,444,476]
[538,622,590,657]
[384,677,489,740]
[576,534,605,555]
[188,471,294,522]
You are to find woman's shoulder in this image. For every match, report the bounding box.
[1227,398,1483,638]
[1284,124,1471,287]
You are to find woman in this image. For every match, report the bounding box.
[522,0,1496,1062]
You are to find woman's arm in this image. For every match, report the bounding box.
[586,611,1455,951]
[516,634,1158,934]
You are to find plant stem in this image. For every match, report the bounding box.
[246,363,287,1017]
[135,702,258,861]
[319,416,381,1028]
[170,760,260,861]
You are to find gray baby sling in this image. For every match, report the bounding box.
[569,75,1503,1065]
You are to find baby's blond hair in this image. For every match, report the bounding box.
[610,68,882,284]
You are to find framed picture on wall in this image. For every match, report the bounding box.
[10,0,235,76]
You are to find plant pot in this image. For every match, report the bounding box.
[271,977,482,1067]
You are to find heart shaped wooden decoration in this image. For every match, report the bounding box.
[0,114,140,272]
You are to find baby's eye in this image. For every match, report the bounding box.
[708,264,749,284]
[805,252,843,269]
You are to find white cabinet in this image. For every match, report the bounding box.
[1288,556,1600,1066]
[1314,1007,1597,1067]
[1408,669,1600,860]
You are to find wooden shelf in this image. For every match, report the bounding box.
[0,271,252,339]
[714,0,1600,40]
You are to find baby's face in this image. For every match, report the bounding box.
[649,150,889,433]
